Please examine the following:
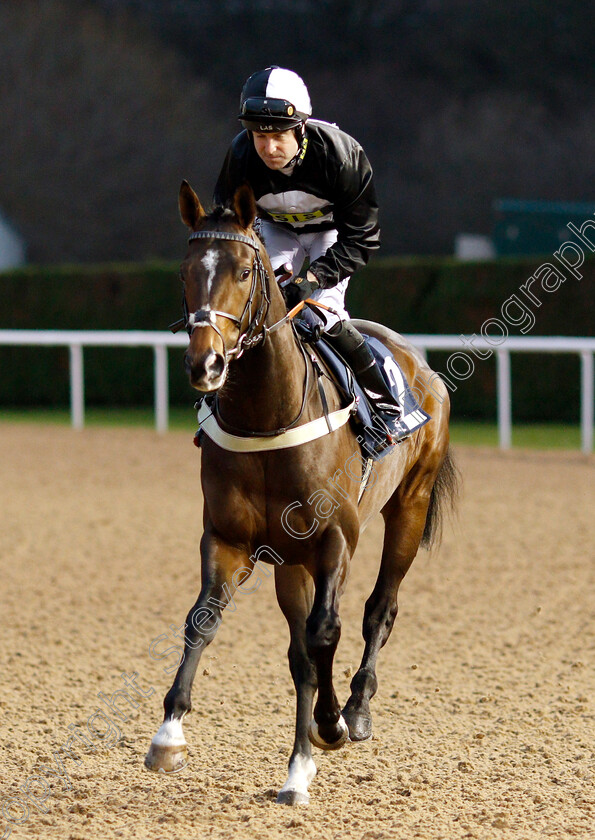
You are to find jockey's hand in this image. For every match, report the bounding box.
[282,273,320,309]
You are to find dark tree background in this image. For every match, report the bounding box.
[1,0,593,262]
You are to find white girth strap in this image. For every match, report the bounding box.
[197,397,356,452]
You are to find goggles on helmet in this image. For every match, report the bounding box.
[239,97,306,131]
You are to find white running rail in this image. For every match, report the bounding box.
[0,331,593,452]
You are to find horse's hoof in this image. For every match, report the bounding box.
[276,789,310,806]
[144,742,189,774]
[342,695,374,741]
[343,711,373,741]
[308,715,349,751]
[346,720,373,741]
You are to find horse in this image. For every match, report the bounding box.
[145,180,458,805]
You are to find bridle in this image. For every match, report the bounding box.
[170,227,333,362]
[170,225,346,439]
[170,229,271,361]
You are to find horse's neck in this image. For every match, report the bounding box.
[216,304,309,433]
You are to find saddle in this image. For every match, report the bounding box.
[295,322,430,462]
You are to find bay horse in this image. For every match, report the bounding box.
[145,181,458,805]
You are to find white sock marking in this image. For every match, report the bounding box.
[151,717,186,747]
[279,754,317,796]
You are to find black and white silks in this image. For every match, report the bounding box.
[213,119,380,290]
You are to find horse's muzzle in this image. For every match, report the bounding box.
[184,348,227,391]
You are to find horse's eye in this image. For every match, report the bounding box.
[240,268,251,281]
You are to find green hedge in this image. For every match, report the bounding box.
[348,254,593,422]
[0,262,196,409]
[1,255,593,421]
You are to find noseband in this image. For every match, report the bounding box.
[172,229,271,361]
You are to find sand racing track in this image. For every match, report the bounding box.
[0,423,593,840]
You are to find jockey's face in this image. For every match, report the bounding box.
[252,129,299,170]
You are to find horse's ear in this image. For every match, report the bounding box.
[179,180,205,230]
[232,183,257,230]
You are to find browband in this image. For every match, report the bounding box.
[188,230,260,250]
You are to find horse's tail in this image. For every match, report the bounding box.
[421,447,460,549]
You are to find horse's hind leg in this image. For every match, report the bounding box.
[274,564,317,805]
[343,489,431,741]
[145,530,249,773]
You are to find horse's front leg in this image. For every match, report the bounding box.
[145,528,249,773]
[306,527,350,751]
[274,564,317,805]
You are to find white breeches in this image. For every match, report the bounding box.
[258,219,350,329]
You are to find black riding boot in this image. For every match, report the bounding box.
[324,321,401,417]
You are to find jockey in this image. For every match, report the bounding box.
[214,66,400,419]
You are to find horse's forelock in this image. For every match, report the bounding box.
[212,206,264,245]
[204,206,241,227]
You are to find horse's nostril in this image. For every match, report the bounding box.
[185,349,226,389]
[206,353,225,380]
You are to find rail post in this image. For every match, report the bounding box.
[581,350,593,454]
[497,348,512,450]
[69,344,84,430]
[154,344,169,433]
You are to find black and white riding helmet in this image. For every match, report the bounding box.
[239,66,312,132]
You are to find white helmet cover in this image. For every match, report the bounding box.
[239,66,312,131]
